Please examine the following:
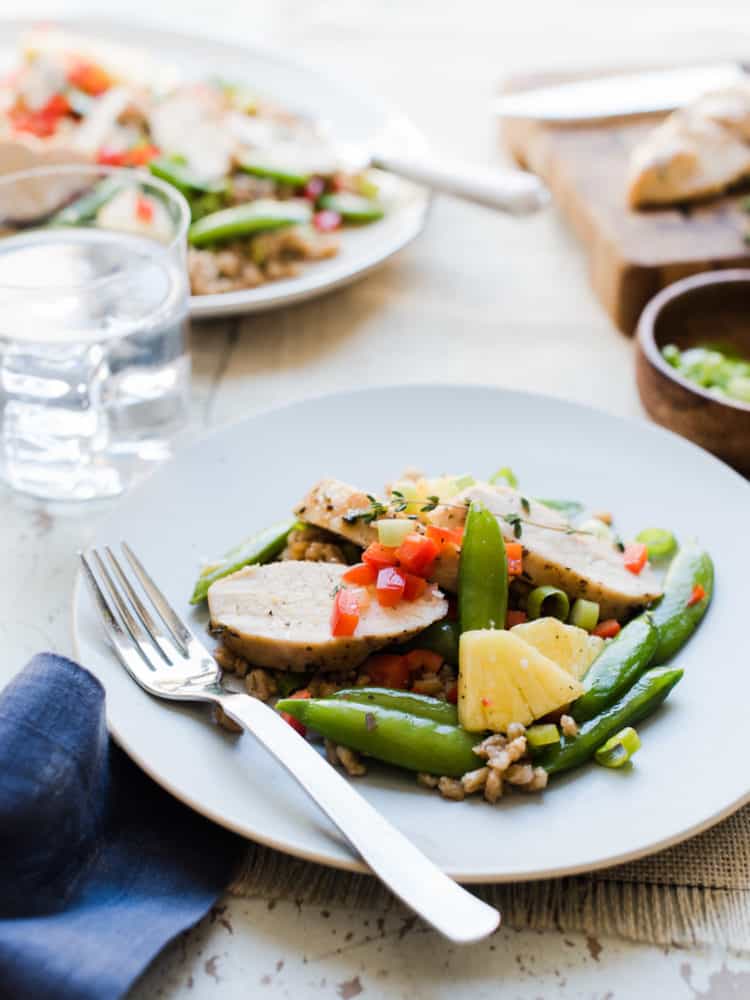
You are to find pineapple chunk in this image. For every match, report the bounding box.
[511,618,604,681]
[458,629,584,733]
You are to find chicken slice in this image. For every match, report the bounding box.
[428,484,662,620]
[208,561,447,672]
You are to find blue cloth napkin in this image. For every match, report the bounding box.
[0,653,244,1000]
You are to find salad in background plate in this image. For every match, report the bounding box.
[0,26,388,295]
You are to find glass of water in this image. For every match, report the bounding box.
[0,164,191,501]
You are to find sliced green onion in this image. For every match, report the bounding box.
[527,586,570,622]
[662,343,681,367]
[490,466,518,488]
[579,518,613,541]
[635,528,677,560]
[569,598,600,632]
[535,498,584,520]
[377,519,414,547]
[594,726,641,768]
[526,723,560,749]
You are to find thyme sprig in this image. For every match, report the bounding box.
[342,493,597,539]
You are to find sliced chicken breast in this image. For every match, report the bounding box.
[293,478,662,620]
[208,561,447,672]
[428,484,662,620]
[294,478,379,550]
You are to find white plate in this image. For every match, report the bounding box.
[73,385,750,882]
[0,17,430,318]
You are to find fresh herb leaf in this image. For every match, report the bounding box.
[420,495,440,513]
[520,496,531,515]
[504,513,523,539]
[536,498,584,519]
[342,494,387,524]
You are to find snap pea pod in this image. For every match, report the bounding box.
[188,199,311,247]
[329,687,458,725]
[190,518,298,604]
[402,620,460,664]
[50,176,124,227]
[238,159,311,187]
[458,502,508,633]
[535,666,683,776]
[317,192,385,222]
[649,544,714,664]
[571,614,658,723]
[275,699,481,777]
[149,157,226,195]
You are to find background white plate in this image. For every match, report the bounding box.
[73,385,750,881]
[0,17,430,318]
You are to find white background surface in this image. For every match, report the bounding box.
[2,0,750,996]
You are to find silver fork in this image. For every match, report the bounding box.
[80,542,500,944]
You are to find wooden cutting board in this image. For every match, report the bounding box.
[501,73,750,335]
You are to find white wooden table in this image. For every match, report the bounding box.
[4,1,750,995]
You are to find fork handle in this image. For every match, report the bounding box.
[217,692,500,944]
[371,148,549,215]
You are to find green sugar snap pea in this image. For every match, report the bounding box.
[535,667,683,776]
[572,614,658,724]
[276,699,481,777]
[458,502,508,633]
[649,544,714,665]
[190,519,297,604]
[329,687,458,725]
[188,199,311,246]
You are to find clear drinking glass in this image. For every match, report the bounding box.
[0,164,191,501]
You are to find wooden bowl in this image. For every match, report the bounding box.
[636,270,750,476]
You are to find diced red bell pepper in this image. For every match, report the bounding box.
[593,619,622,639]
[623,543,648,575]
[376,566,406,607]
[426,524,464,548]
[343,562,377,586]
[395,533,439,578]
[362,542,399,573]
[331,588,360,637]
[364,653,410,689]
[687,583,706,608]
[124,143,161,167]
[43,93,71,118]
[280,689,311,736]
[67,59,112,96]
[505,541,523,577]
[506,609,528,628]
[135,195,154,223]
[445,683,458,704]
[9,93,71,137]
[404,649,443,673]
[402,572,427,602]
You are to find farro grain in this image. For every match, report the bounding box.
[437,777,465,801]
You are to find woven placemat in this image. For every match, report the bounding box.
[230,803,750,949]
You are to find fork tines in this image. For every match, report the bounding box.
[80,544,198,686]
